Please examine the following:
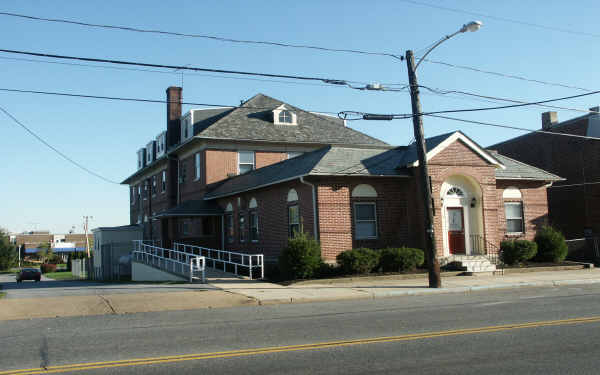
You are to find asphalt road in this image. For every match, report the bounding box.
[0,273,215,299]
[2,284,600,374]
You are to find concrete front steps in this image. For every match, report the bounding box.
[441,255,497,273]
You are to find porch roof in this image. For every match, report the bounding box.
[153,200,224,218]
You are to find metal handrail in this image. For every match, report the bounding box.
[468,234,504,274]
[132,241,205,282]
[173,242,264,279]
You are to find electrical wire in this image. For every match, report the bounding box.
[0,11,403,61]
[397,0,600,39]
[0,105,121,184]
[0,55,409,89]
[0,87,341,115]
[419,85,600,115]
[423,114,600,141]
[0,48,374,87]
[422,58,593,92]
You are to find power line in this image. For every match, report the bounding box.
[0,11,403,60]
[0,48,374,87]
[0,55,408,89]
[398,0,600,39]
[0,105,120,184]
[419,85,600,115]
[423,114,600,141]
[422,58,593,92]
[0,87,341,115]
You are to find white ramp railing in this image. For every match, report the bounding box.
[173,242,264,279]
[132,241,205,283]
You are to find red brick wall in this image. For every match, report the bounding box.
[256,151,287,169]
[496,180,549,242]
[217,180,314,261]
[205,150,237,184]
[492,117,600,238]
[428,139,499,256]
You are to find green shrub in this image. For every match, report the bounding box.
[0,229,17,271]
[379,247,425,272]
[500,240,537,265]
[336,248,380,275]
[316,262,342,278]
[40,263,57,274]
[534,226,568,263]
[278,232,322,279]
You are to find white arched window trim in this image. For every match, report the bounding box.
[351,184,378,198]
[249,198,258,209]
[445,186,465,197]
[503,187,522,199]
[225,203,233,212]
[287,189,299,202]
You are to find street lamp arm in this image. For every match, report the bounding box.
[414,21,482,71]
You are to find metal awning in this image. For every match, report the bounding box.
[153,200,224,219]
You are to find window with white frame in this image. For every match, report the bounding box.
[505,202,524,234]
[195,152,202,181]
[279,110,292,124]
[161,170,166,192]
[250,212,258,242]
[137,185,141,202]
[238,151,255,174]
[152,175,157,195]
[143,181,148,199]
[225,203,234,243]
[288,205,300,238]
[239,214,247,242]
[354,203,377,239]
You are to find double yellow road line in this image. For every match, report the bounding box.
[3,315,600,375]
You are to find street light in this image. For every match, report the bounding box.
[406,21,482,288]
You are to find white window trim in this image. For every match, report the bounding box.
[250,211,259,243]
[288,204,300,237]
[239,213,246,243]
[353,202,378,240]
[238,151,255,174]
[161,170,167,193]
[504,201,524,235]
[273,105,298,126]
[194,152,202,182]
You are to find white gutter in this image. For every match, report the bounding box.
[299,176,319,240]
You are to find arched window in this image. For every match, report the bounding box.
[248,198,257,209]
[503,187,524,234]
[225,203,233,212]
[279,110,293,124]
[225,203,234,243]
[502,187,522,199]
[446,187,464,197]
[351,184,378,198]
[287,189,298,202]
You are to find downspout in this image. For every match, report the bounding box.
[299,176,319,240]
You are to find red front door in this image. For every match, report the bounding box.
[447,207,465,254]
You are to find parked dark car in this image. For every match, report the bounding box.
[16,268,41,283]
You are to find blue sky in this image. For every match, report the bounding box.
[1,0,599,234]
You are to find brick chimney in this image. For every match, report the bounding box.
[541,111,558,130]
[166,86,182,148]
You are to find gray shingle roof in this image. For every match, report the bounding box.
[204,146,409,199]
[196,94,388,146]
[489,151,564,181]
[204,131,564,199]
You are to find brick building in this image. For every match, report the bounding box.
[122,87,562,263]
[492,109,600,239]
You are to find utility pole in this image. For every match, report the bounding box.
[83,216,93,258]
[406,50,441,288]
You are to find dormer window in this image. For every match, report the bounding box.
[273,105,297,125]
[279,110,292,124]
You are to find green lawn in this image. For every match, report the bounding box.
[43,271,76,280]
[0,292,5,299]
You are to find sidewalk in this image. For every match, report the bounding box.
[1,268,599,320]
[210,268,600,304]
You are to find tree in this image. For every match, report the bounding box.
[0,228,17,271]
[37,242,52,263]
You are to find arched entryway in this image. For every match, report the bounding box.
[440,175,484,256]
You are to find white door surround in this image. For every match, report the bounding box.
[440,175,484,258]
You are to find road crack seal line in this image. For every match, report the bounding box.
[98,295,116,315]
[4,315,600,375]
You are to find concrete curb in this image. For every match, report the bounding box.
[251,278,600,305]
